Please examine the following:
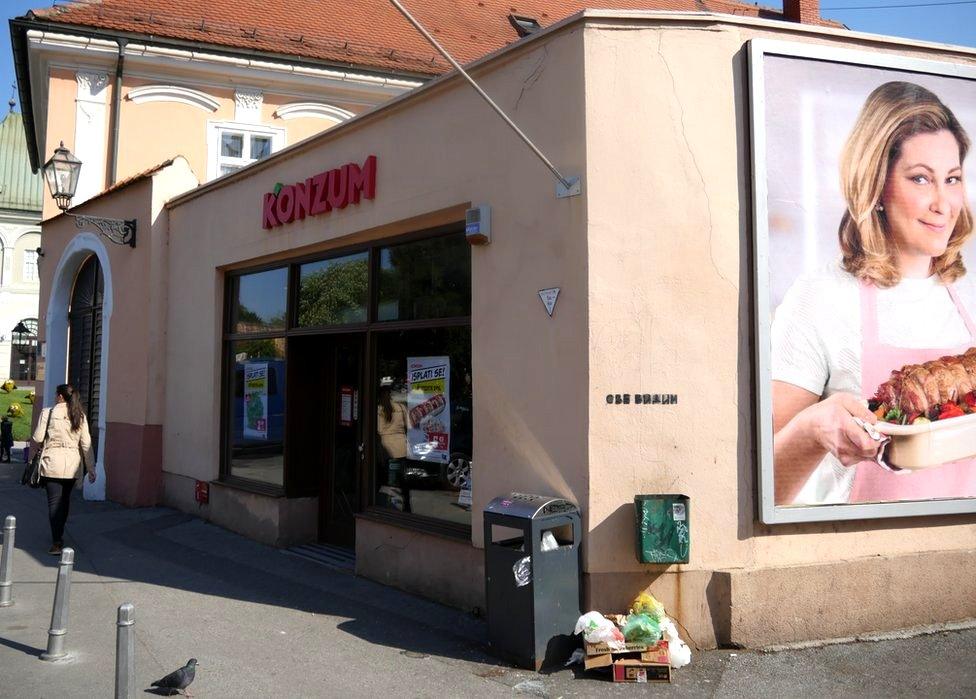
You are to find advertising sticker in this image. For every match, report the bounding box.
[407,356,451,462]
[243,363,269,440]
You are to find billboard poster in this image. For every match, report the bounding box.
[751,41,976,522]
[406,356,451,463]
[243,362,269,440]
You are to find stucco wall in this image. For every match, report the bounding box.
[35,158,197,503]
[41,69,374,220]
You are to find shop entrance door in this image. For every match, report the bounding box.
[319,334,364,547]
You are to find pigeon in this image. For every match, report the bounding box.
[151,658,198,697]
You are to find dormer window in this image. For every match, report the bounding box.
[508,14,541,38]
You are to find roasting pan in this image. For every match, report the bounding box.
[874,412,976,470]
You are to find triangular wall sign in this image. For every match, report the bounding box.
[538,287,560,317]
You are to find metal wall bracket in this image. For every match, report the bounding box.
[556,176,582,199]
[69,213,137,248]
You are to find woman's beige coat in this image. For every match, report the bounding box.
[31,403,94,479]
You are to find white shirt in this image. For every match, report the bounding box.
[771,261,976,504]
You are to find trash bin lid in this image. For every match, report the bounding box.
[485,492,578,519]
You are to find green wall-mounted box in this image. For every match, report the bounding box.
[635,494,690,564]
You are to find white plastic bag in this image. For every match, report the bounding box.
[540,531,559,552]
[661,618,691,668]
[574,611,626,649]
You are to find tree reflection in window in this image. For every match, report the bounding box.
[378,236,470,321]
[297,253,368,327]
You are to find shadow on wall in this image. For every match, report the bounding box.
[0,466,490,666]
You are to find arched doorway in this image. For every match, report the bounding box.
[67,255,104,449]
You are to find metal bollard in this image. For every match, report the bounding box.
[0,516,14,607]
[40,547,74,661]
[115,603,135,699]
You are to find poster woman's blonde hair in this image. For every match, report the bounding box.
[838,81,973,286]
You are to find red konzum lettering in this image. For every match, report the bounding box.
[261,155,377,230]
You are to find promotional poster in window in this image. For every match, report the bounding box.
[406,356,451,463]
[243,362,269,440]
[751,42,976,520]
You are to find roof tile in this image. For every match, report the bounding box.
[28,0,838,76]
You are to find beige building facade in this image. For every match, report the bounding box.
[17,25,421,221]
[34,12,976,649]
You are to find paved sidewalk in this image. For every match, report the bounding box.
[1,463,974,698]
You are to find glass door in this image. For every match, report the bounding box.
[320,334,364,547]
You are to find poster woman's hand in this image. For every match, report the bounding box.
[773,383,882,504]
[798,392,882,466]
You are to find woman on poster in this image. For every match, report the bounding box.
[772,81,976,505]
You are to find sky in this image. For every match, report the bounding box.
[1,0,975,113]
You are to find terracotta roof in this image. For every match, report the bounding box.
[28,0,839,77]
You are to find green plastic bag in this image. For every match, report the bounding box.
[622,613,661,643]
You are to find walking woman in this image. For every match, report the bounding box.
[31,384,95,555]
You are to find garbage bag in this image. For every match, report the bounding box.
[574,611,625,648]
[630,591,666,622]
[661,617,692,668]
[622,613,661,643]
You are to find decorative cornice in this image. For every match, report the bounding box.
[75,71,109,101]
[234,88,263,123]
[126,84,220,111]
[273,102,354,122]
[28,31,424,92]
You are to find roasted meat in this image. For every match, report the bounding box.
[872,347,976,418]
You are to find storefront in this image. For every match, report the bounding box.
[35,11,976,649]
[220,227,473,545]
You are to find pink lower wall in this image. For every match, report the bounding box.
[104,422,163,506]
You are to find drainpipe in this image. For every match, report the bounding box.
[107,39,127,186]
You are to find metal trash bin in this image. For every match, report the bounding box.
[483,493,581,670]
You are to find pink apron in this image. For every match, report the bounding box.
[850,280,976,502]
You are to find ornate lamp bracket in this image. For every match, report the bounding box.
[69,213,137,248]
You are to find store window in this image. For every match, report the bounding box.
[297,252,369,327]
[224,266,288,489]
[377,236,471,321]
[374,326,472,526]
[230,268,288,334]
[227,337,286,486]
[208,123,283,180]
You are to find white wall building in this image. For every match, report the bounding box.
[0,106,42,386]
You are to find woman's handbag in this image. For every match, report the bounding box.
[20,409,53,489]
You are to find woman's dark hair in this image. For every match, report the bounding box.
[56,384,85,432]
[378,386,393,422]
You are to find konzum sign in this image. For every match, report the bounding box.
[262,155,377,230]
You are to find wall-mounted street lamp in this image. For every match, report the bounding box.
[42,142,136,248]
[11,320,36,347]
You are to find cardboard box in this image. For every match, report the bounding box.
[583,638,671,681]
[612,659,672,683]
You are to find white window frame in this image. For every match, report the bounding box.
[23,248,38,283]
[206,121,285,181]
